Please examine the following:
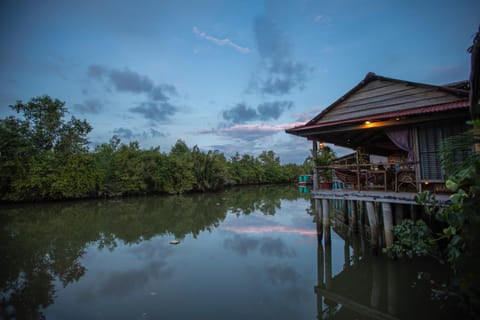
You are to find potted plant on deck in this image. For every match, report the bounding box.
[315,145,336,189]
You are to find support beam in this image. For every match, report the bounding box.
[342,199,349,225]
[315,199,323,243]
[325,238,332,290]
[316,242,324,320]
[394,204,404,225]
[410,204,418,221]
[351,200,359,233]
[344,236,351,270]
[365,201,379,251]
[382,202,394,248]
[312,141,319,191]
[387,259,397,316]
[322,199,331,245]
[371,258,381,309]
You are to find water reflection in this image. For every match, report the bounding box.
[315,219,462,320]
[0,185,308,319]
[2,185,463,319]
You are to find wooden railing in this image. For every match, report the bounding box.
[315,161,418,192]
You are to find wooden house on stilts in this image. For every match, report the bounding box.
[286,72,471,249]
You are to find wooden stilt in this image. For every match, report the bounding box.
[365,201,379,252]
[357,202,367,256]
[342,199,349,225]
[316,241,324,320]
[382,202,394,248]
[344,236,351,270]
[387,259,397,316]
[351,200,359,234]
[312,141,318,192]
[351,232,361,264]
[410,204,418,221]
[370,258,381,308]
[315,199,323,243]
[394,204,404,225]
[322,199,331,245]
[325,238,332,290]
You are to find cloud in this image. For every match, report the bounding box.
[250,16,312,95]
[257,101,293,120]
[87,64,107,78]
[74,98,103,114]
[107,68,154,93]
[87,65,179,122]
[113,127,168,140]
[193,26,251,54]
[312,14,332,25]
[290,105,323,122]
[150,84,177,101]
[150,128,167,138]
[113,127,134,139]
[130,102,177,123]
[88,65,157,95]
[199,122,304,141]
[222,100,293,124]
[222,103,258,124]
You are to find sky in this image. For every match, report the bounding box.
[1,0,479,164]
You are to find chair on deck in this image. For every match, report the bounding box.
[395,170,417,192]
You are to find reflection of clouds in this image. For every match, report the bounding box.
[128,240,172,260]
[265,265,299,284]
[224,235,296,258]
[222,225,316,236]
[261,238,296,257]
[78,260,173,302]
[98,261,173,297]
[224,234,259,256]
[248,264,310,303]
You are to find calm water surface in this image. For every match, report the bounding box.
[0,186,461,319]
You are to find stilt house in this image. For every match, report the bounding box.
[286,72,471,195]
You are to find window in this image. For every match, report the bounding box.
[417,120,469,181]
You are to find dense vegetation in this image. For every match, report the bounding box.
[0,96,307,202]
[385,122,480,316]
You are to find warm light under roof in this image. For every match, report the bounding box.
[365,121,371,125]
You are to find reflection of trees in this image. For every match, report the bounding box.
[228,185,306,216]
[0,185,304,319]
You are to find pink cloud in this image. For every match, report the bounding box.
[198,122,306,135]
[222,225,317,237]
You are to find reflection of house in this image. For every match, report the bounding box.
[315,224,464,320]
[287,72,470,194]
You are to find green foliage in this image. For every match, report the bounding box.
[387,124,480,315]
[1,96,307,201]
[384,219,434,258]
[315,146,336,182]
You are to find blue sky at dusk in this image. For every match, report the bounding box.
[1,0,479,163]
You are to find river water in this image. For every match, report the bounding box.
[0,185,462,319]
